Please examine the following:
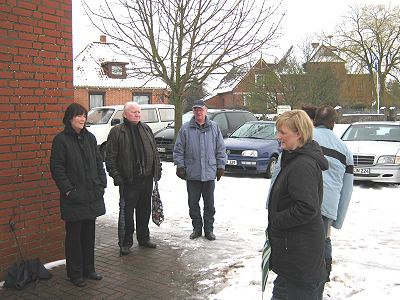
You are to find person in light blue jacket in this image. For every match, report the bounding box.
[313,106,354,282]
[173,100,227,241]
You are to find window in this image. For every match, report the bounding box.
[102,62,127,79]
[141,108,158,123]
[158,108,174,122]
[89,93,104,109]
[133,93,151,104]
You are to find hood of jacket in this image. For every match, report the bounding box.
[281,140,329,171]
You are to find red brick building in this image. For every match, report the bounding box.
[73,35,169,110]
[0,0,72,279]
[206,44,373,110]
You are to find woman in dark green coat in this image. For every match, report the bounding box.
[50,103,106,287]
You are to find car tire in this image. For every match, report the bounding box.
[265,156,277,179]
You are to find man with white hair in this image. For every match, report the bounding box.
[106,102,162,255]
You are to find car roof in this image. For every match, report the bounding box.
[207,108,253,114]
[351,121,400,126]
[89,104,174,110]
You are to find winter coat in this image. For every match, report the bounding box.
[267,141,328,284]
[105,120,161,184]
[314,126,354,229]
[173,116,227,181]
[50,125,106,222]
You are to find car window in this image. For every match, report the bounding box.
[159,108,174,122]
[212,113,229,133]
[86,108,115,125]
[113,110,123,123]
[231,122,276,139]
[342,124,400,142]
[226,112,255,132]
[141,108,158,123]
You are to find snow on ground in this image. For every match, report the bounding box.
[102,162,400,300]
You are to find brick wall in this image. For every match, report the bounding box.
[0,0,72,279]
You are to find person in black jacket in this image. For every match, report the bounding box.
[267,110,329,300]
[50,103,106,287]
[105,102,161,256]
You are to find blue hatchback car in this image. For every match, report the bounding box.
[224,121,281,178]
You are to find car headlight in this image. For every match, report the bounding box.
[242,150,258,157]
[377,155,400,164]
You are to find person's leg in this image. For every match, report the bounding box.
[81,219,95,275]
[121,184,138,249]
[136,176,153,244]
[322,216,333,281]
[202,180,215,235]
[271,275,288,300]
[65,221,83,280]
[186,180,203,234]
[286,279,325,300]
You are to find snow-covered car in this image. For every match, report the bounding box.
[224,121,281,178]
[341,121,400,183]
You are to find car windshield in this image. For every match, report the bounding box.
[230,122,276,139]
[86,108,115,125]
[342,124,400,142]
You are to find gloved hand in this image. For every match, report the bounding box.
[155,164,162,181]
[176,167,187,180]
[216,168,224,181]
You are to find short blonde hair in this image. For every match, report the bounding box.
[276,110,314,147]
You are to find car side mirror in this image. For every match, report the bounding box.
[111,119,121,126]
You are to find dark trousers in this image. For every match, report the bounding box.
[118,175,153,247]
[186,180,215,233]
[322,216,333,279]
[271,275,325,300]
[65,219,96,280]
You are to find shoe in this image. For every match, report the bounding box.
[70,277,86,287]
[139,241,157,248]
[205,231,216,241]
[120,246,131,256]
[189,230,202,239]
[84,272,103,280]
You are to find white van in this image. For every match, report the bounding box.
[86,104,174,158]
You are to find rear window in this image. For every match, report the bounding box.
[159,108,174,122]
[87,108,115,125]
[226,112,257,131]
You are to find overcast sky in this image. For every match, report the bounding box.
[72,0,399,59]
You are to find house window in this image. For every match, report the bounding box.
[255,74,265,86]
[133,93,151,104]
[89,93,104,109]
[102,62,127,79]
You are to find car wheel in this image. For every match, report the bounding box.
[265,157,277,179]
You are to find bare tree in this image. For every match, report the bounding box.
[82,0,283,135]
[332,4,400,108]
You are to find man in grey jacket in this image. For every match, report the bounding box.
[173,100,227,240]
[313,106,354,282]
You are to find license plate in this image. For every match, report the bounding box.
[157,147,166,153]
[227,160,237,165]
[354,167,370,175]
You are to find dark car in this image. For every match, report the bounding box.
[154,109,257,161]
[224,121,281,178]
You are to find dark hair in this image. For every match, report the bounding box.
[314,105,337,130]
[62,103,88,125]
[301,104,317,121]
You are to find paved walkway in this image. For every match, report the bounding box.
[0,220,230,300]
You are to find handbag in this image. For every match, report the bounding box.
[151,181,164,226]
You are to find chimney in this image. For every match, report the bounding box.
[100,35,107,43]
[311,42,319,49]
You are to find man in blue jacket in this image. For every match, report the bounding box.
[313,106,354,282]
[173,100,227,240]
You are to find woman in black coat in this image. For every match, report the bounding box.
[50,103,106,287]
[267,110,329,300]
